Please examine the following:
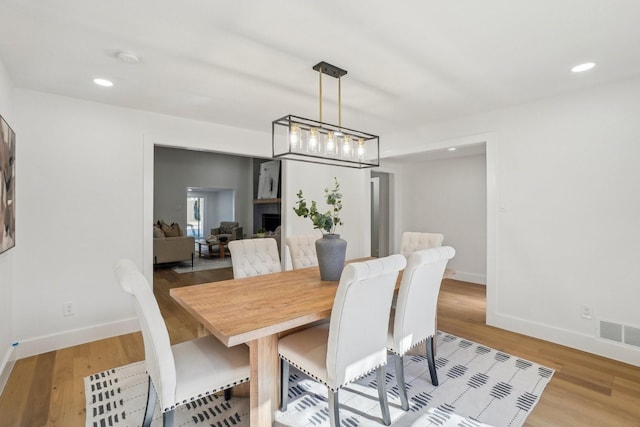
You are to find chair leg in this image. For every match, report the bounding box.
[394,355,409,410]
[224,388,232,401]
[280,358,290,411]
[328,389,340,427]
[376,366,391,425]
[163,409,174,427]
[426,336,439,386]
[142,377,157,427]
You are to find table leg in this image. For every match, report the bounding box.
[219,243,225,259]
[198,243,202,258]
[249,335,279,427]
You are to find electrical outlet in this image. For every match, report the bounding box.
[63,302,74,317]
[581,305,592,320]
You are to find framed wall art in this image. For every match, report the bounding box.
[0,114,15,254]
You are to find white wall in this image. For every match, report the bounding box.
[385,76,640,366]
[0,57,15,391]
[10,89,372,360]
[283,161,370,269]
[384,153,487,284]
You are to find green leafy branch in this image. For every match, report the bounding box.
[293,177,343,234]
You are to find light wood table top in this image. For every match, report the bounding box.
[171,265,339,347]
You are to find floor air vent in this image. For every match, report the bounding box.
[599,320,640,348]
[624,325,640,348]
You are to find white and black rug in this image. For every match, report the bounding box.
[84,332,554,427]
[171,256,232,273]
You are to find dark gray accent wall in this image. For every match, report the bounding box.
[154,147,253,236]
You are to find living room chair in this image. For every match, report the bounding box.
[387,246,455,410]
[211,221,243,241]
[286,232,322,269]
[228,237,281,278]
[279,254,407,427]
[114,259,250,427]
[399,231,444,257]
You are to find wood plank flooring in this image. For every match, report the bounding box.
[0,266,638,426]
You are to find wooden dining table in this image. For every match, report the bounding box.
[170,263,352,427]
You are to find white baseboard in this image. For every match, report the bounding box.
[450,270,486,285]
[488,312,640,367]
[13,317,140,360]
[0,345,16,396]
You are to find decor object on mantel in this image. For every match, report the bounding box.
[272,61,380,169]
[293,177,347,281]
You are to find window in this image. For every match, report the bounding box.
[187,196,204,238]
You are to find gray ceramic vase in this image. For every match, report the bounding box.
[315,233,347,281]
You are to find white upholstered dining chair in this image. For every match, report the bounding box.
[286,232,322,269]
[279,254,407,427]
[228,237,281,278]
[114,259,250,427]
[399,231,444,257]
[387,246,455,410]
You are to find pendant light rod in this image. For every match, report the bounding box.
[338,76,342,128]
[314,62,347,124]
[319,68,323,123]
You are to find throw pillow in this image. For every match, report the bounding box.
[164,223,181,237]
[153,225,165,238]
[220,223,233,234]
[159,221,172,235]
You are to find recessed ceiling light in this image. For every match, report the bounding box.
[448,147,457,151]
[571,62,596,73]
[93,78,114,87]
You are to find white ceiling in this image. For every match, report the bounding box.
[1,0,639,154]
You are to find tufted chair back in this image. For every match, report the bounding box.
[114,259,177,412]
[326,254,406,388]
[286,232,322,269]
[390,246,456,355]
[228,238,282,278]
[399,231,444,257]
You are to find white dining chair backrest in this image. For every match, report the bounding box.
[115,259,251,427]
[286,232,322,269]
[228,238,281,278]
[114,259,177,410]
[399,231,444,257]
[327,254,407,387]
[391,246,456,355]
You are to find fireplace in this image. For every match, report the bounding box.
[261,213,281,232]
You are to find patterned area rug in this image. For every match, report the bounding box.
[84,332,554,427]
[171,256,232,273]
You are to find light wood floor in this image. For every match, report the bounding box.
[0,266,638,426]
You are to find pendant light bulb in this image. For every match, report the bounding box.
[307,128,319,153]
[342,135,353,158]
[326,131,337,156]
[357,138,366,161]
[289,124,300,151]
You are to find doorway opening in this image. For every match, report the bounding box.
[186,196,204,238]
[371,171,391,258]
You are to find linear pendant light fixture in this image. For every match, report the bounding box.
[272,61,380,168]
